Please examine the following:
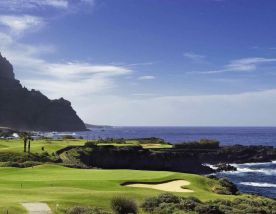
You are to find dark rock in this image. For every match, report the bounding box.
[215,163,237,172]
[0,53,86,131]
[59,145,214,174]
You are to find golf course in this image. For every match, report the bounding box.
[0,139,240,213]
[0,164,239,213]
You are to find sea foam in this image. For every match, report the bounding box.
[240,182,276,188]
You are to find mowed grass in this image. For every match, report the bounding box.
[0,139,87,155]
[0,164,241,214]
[0,139,241,213]
[0,139,172,155]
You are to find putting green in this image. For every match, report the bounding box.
[0,164,238,213]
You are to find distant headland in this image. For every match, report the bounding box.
[0,53,87,131]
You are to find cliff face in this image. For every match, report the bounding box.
[0,53,87,131]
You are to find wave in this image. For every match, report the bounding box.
[240,182,276,188]
[220,165,276,176]
[236,161,276,166]
[203,163,218,170]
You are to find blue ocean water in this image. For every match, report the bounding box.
[60,126,276,198]
[216,161,276,198]
[77,126,276,146]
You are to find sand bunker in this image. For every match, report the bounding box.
[124,180,193,193]
[21,202,52,214]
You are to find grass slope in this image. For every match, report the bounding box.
[0,164,240,213]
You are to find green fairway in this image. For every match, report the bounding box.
[0,139,245,213]
[0,139,87,155]
[0,139,172,156]
[0,164,240,213]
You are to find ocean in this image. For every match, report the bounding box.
[60,126,276,198]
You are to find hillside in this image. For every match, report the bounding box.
[0,53,86,131]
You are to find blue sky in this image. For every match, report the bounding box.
[1,0,276,126]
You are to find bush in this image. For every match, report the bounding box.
[141,197,160,212]
[62,135,76,140]
[152,203,180,214]
[137,138,166,145]
[85,141,97,148]
[65,206,110,214]
[178,197,202,211]
[111,196,138,214]
[98,138,127,144]
[174,139,220,150]
[0,161,41,168]
[158,193,181,204]
[212,178,239,195]
[194,204,222,214]
[141,193,189,213]
[142,192,276,214]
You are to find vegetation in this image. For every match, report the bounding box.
[19,132,33,153]
[0,138,274,213]
[111,196,138,214]
[65,206,110,214]
[141,193,276,214]
[0,139,87,155]
[174,139,220,149]
[0,163,241,213]
[96,138,172,149]
[211,178,239,195]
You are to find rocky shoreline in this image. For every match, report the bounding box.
[56,139,276,174]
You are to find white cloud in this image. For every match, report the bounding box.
[138,75,156,80]
[199,57,276,74]
[45,63,131,79]
[39,0,68,8]
[0,0,95,12]
[0,30,133,101]
[76,89,276,126]
[0,15,44,34]
[183,52,206,63]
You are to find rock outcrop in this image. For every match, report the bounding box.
[0,53,87,131]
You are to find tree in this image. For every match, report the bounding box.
[19,132,32,153]
[27,136,33,154]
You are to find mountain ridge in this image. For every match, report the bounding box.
[0,53,87,131]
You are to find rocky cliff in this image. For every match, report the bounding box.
[0,53,87,131]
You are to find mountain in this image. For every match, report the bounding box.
[0,53,87,131]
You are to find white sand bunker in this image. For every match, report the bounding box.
[21,202,52,214]
[125,180,193,193]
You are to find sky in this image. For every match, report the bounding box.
[1,0,276,126]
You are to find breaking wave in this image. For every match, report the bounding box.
[240,182,276,188]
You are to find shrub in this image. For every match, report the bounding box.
[158,193,181,204]
[194,204,222,214]
[174,139,220,150]
[178,197,202,211]
[85,141,97,148]
[0,161,41,168]
[212,178,239,195]
[141,197,159,212]
[111,196,138,214]
[142,193,276,214]
[98,138,127,144]
[62,135,76,140]
[152,203,180,214]
[65,206,110,214]
[137,137,166,145]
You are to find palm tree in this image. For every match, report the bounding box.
[27,136,33,154]
[19,132,32,153]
